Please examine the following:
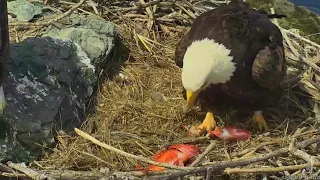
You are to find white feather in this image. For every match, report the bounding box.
[182,38,236,92]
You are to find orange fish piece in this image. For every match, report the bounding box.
[136,144,200,173]
[209,126,251,141]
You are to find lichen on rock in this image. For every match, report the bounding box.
[0,15,122,162]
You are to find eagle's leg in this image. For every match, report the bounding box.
[252,110,268,131]
[189,112,216,136]
[0,86,6,114]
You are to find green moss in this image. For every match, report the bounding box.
[246,0,320,44]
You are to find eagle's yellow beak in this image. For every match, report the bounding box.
[186,90,200,109]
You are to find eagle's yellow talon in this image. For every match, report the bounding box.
[252,111,268,131]
[189,112,216,136]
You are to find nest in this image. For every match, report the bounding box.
[6,0,320,179]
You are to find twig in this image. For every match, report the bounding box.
[148,136,320,179]
[288,138,316,163]
[0,172,28,178]
[276,160,291,177]
[74,128,195,170]
[224,162,320,174]
[109,1,169,12]
[314,103,320,132]
[7,162,55,180]
[148,149,289,179]
[270,8,299,57]
[281,27,320,49]
[173,2,196,19]
[189,141,216,167]
[301,56,320,73]
[0,162,29,179]
[40,169,111,179]
[182,0,205,13]
[295,136,320,149]
[0,162,17,174]
[206,167,213,180]
[238,139,283,159]
[269,175,283,180]
[139,0,155,30]
[270,8,280,26]
[88,0,99,15]
[9,0,88,27]
[40,169,179,179]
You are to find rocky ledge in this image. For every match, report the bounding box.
[0,14,127,162]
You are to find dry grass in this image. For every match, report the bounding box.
[7,0,320,178]
[36,19,205,171]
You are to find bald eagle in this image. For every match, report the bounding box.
[0,0,8,113]
[175,0,287,136]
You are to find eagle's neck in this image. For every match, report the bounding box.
[182,38,236,92]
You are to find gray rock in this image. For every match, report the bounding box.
[42,14,117,67]
[7,0,43,22]
[0,14,127,162]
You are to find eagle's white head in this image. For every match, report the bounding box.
[182,38,236,110]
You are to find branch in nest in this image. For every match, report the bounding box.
[288,138,318,164]
[172,1,197,19]
[189,141,216,167]
[40,169,131,180]
[0,162,29,179]
[301,56,320,74]
[146,136,320,179]
[281,27,320,49]
[224,162,320,174]
[74,128,195,170]
[109,1,171,13]
[7,162,55,180]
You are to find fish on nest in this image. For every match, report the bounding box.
[174,0,287,136]
[0,0,8,114]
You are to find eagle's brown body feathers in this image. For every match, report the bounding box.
[0,0,9,85]
[175,0,287,114]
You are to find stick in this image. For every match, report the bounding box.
[109,1,168,12]
[296,136,320,149]
[206,167,213,180]
[148,136,320,179]
[139,0,155,30]
[7,162,55,180]
[239,140,283,159]
[0,162,17,174]
[74,128,195,170]
[270,8,280,26]
[270,8,299,57]
[189,141,216,167]
[40,169,113,179]
[0,162,29,179]
[173,2,196,19]
[148,149,289,180]
[224,162,320,174]
[281,28,320,49]
[0,172,28,178]
[288,138,317,163]
[40,169,174,179]
[301,56,320,73]
[276,160,291,177]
